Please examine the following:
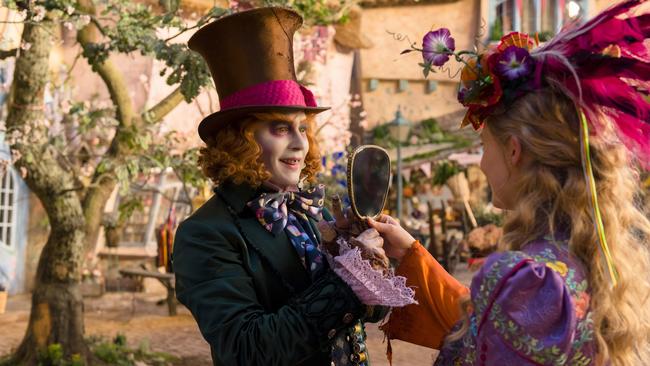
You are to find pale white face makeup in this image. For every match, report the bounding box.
[479,125,523,210]
[254,112,309,191]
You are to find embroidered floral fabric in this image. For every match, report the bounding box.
[435,235,597,366]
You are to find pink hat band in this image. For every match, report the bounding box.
[219,79,318,111]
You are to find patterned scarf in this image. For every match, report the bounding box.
[247,184,326,279]
[248,184,369,364]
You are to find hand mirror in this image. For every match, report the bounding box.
[347,145,391,220]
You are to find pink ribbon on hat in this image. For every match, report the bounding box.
[219,79,318,110]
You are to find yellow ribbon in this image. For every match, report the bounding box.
[578,109,619,287]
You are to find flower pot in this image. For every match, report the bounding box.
[0,290,7,314]
[105,227,121,248]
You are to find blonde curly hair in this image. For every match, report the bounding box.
[471,89,650,366]
[198,111,322,187]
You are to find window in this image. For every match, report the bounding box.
[541,0,559,35]
[0,169,16,249]
[521,0,537,34]
[119,191,154,247]
[490,0,577,42]
[115,174,193,249]
[493,0,515,39]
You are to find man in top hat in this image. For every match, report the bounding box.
[172,7,383,366]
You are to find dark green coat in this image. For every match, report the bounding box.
[173,182,365,366]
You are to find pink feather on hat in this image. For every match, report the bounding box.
[533,0,650,167]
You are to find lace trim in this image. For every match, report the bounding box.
[326,238,417,307]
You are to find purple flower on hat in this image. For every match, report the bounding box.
[457,86,469,104]
[496,46,533,80]
[422,28,456,67]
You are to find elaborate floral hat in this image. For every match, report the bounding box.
[412,0,650,286]
[417,0,649,161]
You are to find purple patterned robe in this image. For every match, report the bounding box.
[435,234,598,365]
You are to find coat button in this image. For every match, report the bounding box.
[327,329,337,339]
[343,313,354,324]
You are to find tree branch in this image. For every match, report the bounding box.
[163,24,202,43]
[77,0,137,249]
[0,49,17,59]
[142,86,184,124]
[77,0,135,130]
[6,19,86,281]
[89,16,107,37]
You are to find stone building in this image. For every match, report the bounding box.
[358,0,604,130]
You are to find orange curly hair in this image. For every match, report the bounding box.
[198,112,322,187]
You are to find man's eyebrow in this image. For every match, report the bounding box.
[269,117,307,125]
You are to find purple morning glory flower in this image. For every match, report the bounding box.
[496,46,533,80]
[422,28,456,67]
[457,86,468,103]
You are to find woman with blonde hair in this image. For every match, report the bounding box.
[371,1,650,365]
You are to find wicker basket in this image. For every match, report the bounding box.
[0,290,7,314]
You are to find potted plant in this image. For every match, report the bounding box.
[102,214,122,249]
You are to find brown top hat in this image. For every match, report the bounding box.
[188,7,330,142]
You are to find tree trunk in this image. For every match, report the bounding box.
[6,19,92,364]
[13,224,89,363]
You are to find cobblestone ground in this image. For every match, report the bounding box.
[0,268,474,366]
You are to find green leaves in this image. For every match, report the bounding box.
[261,0,354,26]
[432,161,460,186]
[74,0,227,99]
[153,42,212,102]
[117,197,143,226]
[419,61,433,78]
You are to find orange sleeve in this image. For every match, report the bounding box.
[381,241,470,350]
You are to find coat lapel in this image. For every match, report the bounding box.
[216,182,312,292]
[307,217,322,244]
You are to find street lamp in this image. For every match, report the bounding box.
[388,107,411,223]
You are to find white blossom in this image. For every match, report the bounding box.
[358,118,369,130]
[20,41,32,51]
[6,130,21,146]
[77,15,91,28]
[0,160,9,175]
[66,5,75,15]
[32,6,46,22]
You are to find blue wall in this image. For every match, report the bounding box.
[0,142,30,295]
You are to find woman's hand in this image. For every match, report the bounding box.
[350,228,389,269]
[367,214,416,262]
[330,195,367,236]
